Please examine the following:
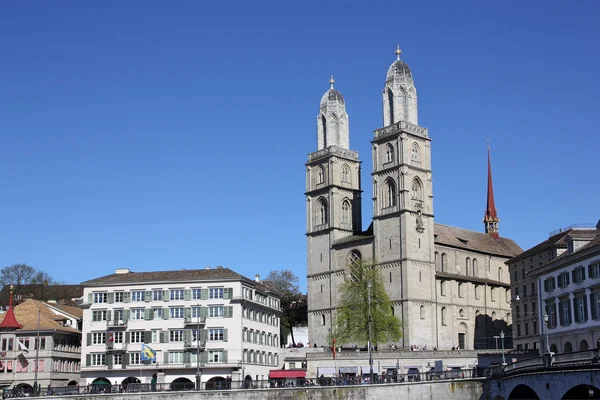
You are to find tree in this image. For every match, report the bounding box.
[335,258,402,346]
[264,270,307,347]
[0,264,59,305]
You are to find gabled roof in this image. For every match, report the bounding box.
[434,223,522,258]
[0,299,79,333]
[82,267,245,286]
[0,284,84,309]
[530,231,600,277]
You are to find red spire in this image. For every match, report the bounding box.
[0,286,23,330]
[483,146,500,238]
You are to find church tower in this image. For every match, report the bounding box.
[483,146,500,238]
[371,46,436,347]
[306,77,362,337]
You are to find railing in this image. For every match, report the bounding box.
[106,320,127,329]
[308,146,359,162]
[374,121,428,140]
[502,349,599,377]
[184,316,206,325]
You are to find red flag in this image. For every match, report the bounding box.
[108,332,114,343]
[332,337,337,359]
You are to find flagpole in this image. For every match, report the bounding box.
[33,309,40,396]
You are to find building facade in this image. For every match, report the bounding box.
[80,267,281,388]
[306,47,522,351]
[529,224,600,354]
[0,296,82,393]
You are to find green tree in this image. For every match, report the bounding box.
[335,258,402,346]
[264,270,307,347]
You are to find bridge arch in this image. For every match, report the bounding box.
[562,384,600,399]
[508,384,540,400]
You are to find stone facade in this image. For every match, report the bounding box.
[306,49,522,352]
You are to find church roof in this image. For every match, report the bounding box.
[386,46,413,81]
[434,223,522,258]
[320,76,345,108]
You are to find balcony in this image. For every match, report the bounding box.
[106,342,128,353]
[107,319,127,330]
[184,316,206,327]
[183,340,206,353]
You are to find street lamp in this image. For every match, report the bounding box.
[367,280,374,385]
[543,313,550,353]
[500,330,506,366]
[195,304,202,391]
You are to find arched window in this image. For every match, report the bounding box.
[321,115,327,147]
[458,283,464,298]
[440,281,447,296]
[435,252,440,271]
[318,166,325,184]
[491,311,497,329]
[579,340,589,351]
[341,164,350,183]
[411,178,423,201]
[441,307,447,326]
[341,200,352,227]
[441,253,447,272]
[391,305,395,316]
[475,284,480,299]
[564,342,573,353]
[491,287,497,302]
[420,305,425,319]
[505,289,510,303]
[465,257,471,275]
[459,309,464,318]
[472,258,478,277]
[349,249,362,265]
[475,310,481,327]
[385,179,397,208]
[498,267,503,282]
[385,144,395,163]
[316,198,328,226]
[550,343,558,353]
[506,312,511,325]
[388,88,394,125]
[348,249,362,280]
[321,315,325,326]
[411,142,420,163]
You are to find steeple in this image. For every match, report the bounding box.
[317,75,349,150]
[483,145,500,238]
[0,285,23,330]
[383,45,418,126]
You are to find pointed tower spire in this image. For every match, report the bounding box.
[483,143,500,238]
[0,285,23,330]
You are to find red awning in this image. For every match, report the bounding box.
[269,370,306,379]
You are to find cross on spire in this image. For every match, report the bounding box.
[484,143,500,238]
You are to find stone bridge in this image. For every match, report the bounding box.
[487,349,600,399]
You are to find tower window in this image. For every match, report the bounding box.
[411,178,423,201]
[321,115,327,147]
[420,305,425,319]
[317,166,325,184]
[385,144,395,163]
[473,259,478,277]
[341,200,352,227]
[411,142,421,163]
[321,315,325,326]
[465,257,471,276]
[341,164,350,183]
[441,307,447,326]
[316,198,328,226]
[388,88,394,125]
[384,178,397,208]
[441,253,447,272]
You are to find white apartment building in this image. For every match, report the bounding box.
[80,267,281,389]
[529,224,600,354]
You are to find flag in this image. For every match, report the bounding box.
[17,340,28,353]
[332,337,337,360]
[107,332,114,343]
[141,343,156,362]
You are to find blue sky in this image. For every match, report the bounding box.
[1,1,598,292]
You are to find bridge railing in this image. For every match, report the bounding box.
[503,355,543,373]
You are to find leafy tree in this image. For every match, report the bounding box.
[335,258,402,346]
[264,270,307,347]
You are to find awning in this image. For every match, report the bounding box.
[317,367,336,377]
[360,365,379,374]
[269,370,306,379]
[339,367,358,374]
[383,366,397,370]
[447,364,465,368]
[404,366,421,370]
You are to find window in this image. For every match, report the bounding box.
[516,306,520,318]
[131,308,144,320]
[458,283,464,298]
[208,329,224,341]
[169,330,184,342]
[544,277,556,292]
[192,306,202,318]
[475,285,480,300]
[152,290,162,301]
[91,354,105,366]
[209,305,224,318]
[385,144,394,163]
[209,288,224,299]
[208,350,223,363]
[546,303,557,328]
[473,259,478,276]
[592,292,600,320]
[153,308,163,320]
[574,296,587,323]
[317,198,328,225]
[384,179,397,208]
[498,267,503,282]
[317,166,325,184]
[531,282,536,295]
[192,288,202,300]
[170,307,184,319]
[321,315,325,326]
[513,270,518,282]
[113,332,123,344]
[420,306,425,319]
[441,253,447,272]
[168,352,183,364]
[341,200,352,226]
[130,331,143,343]
[130,353,142,365]
[465,258,471,275]
[533,321,538,334]
[115,292,124,303]
[93,293,107,303]
[491,287,497,302]
[572,267,585,283]
[441,307,447,326]
[170,289,184,301]
[131,291,144,302]
[589,262,600,278]
[411,178,423,201]
[558,273,570,288]
[92,310,107,321]
[517,324,521,336]
[559,299,571,326]
[341,165,350,183]
[92,333,105,345]
[440,281,447,296]
[411,142,420,163]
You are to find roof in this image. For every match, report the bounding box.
[51,303,84,319]
[0,284,84,309]
[320,88,345,108]
[333,234,374,247]
[530,231,600,277]
[0,299,79,333]
[434,223,522,258]
[506,228,597,264]
[82,267,244,286]
[386,59,412,81]
[0,293,21,330]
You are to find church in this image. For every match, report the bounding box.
[305,47,522,351]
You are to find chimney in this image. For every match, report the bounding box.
[205,266,211,270]
[255,274,260,282]
[115,269,130,275]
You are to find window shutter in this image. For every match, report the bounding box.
[144,309,150,320]
[573,298,579,323]
[201,289,208,300]
[144,331,152,344]
[164,331,170,343]
[200,307,208,318]
[149,309,154,320]
[108,293,115,304]
[184,329,192,345]
[86,354,91,367]
[106,354,113,369]
[163,308,170,320]
[592,293,598,320]
[572,270,576,283]
[163,290,169,302]
[185,290,191,301]
[200,352,208,364]
[164,351,169,365]
[125,332,130,344]
[200,329,208,342]
[159,331,165,343]
[145,291,151,302]
[222,350,228,363]
[184,352,191,367]
[87,333,91,346]
[106,310,111,322]
[122,354,129,368]
[124,292,131,303]
[124,310,130,321]
[223,288,231,300]
[223,329,228,342]
[583,295,589,322]
[88,293,93,303]
[185,307,191,319]
[224,306,233,318]
[582,268,587,280]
